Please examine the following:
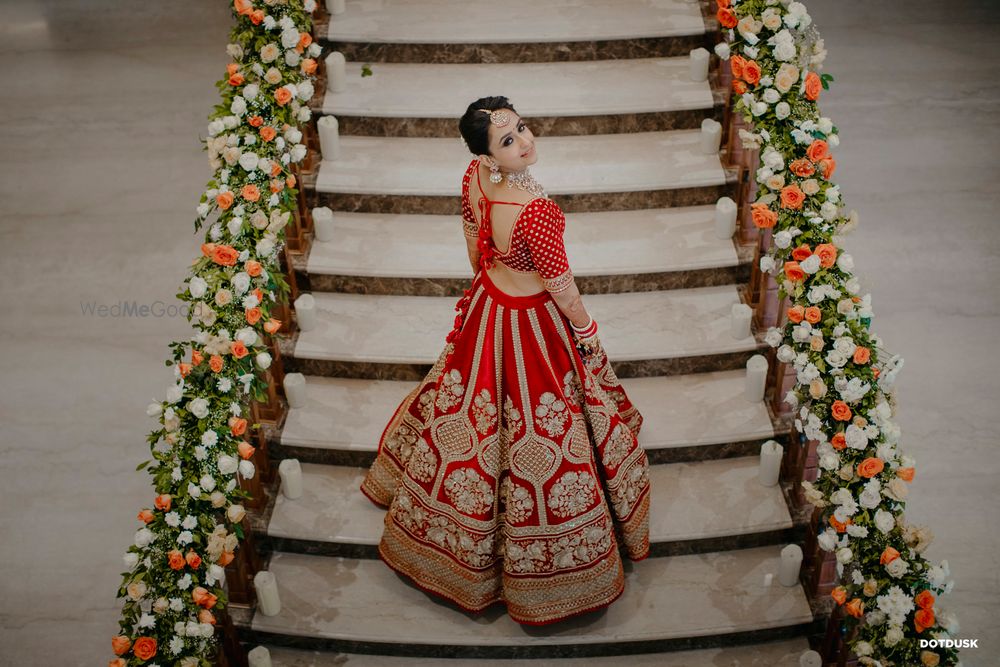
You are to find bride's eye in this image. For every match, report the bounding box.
[504,123,528,147]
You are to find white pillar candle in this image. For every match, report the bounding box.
[688,48,709,82]
[253,570,282,616]
[283,372,307,409]
[714,196,737,238]
[326,0,345,14]
[294,293,317,332]
[317,115,340,162]
[745,353,768,401]
[700,118,722,155]
[799,650,823,667]
[278,458,304,499]
[247,646,272,667]
[730,302,752,339]
[325,51,346,93]
[312,206,335,242]
[778,544,803,587]
[758,439,783,487]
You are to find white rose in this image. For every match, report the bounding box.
[239,459,256,480]
[134,527,154,548]
[146,402,162,417]
[188,397,210,419]
[290,143,308,162]
[187,482,202,499]
[256,351,272,370]
[760,255,776,274]
[836,546,853,564]
[238,151,259,172]
[189,276,208,299]
[260,43,279,63]
[280,27,300,49]
[820,201,838,221]
[227,504,246,523]
[284,49,301,67]
[714,42,730,59]
[207,119,225,137]
[774,229,792,248]
[874,508,895,534]
[762,88,781,104]
[257,237,275,256]
[196,202,209,218]
[227,216,243,236]
[217,454,239,475]
[297,81,315,101]
[231,271,251,295]
[885,557,909,578]
[200,473,217,492]
[774,102,791,120]
[243,83,259,101]
[774,41,796,62]
[799,254,821,274]
[837,252,855,272]
[230,96,247,116]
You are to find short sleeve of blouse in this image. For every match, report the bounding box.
[522,198,574,293]
[460,159,478,239]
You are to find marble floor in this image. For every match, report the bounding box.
[0,0,997,664]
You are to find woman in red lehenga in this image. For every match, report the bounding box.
[360,96,651,626]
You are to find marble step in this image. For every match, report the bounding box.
[246,546,816,658]
[315,0,712,63]
[317,57,719,136]
[273,369,778,466]
[280,285,763,381]
[307,131,734,214]
[297,205,750,295]
[262,639,814,666]
[264,457,794,559]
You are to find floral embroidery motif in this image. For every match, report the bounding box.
[609,460,650,519]
[385,422,419,461]
[601,423,633,470]
[501,477,535,524]
[505,516,612,574]
[547,470,597,518]
[443,467,494,515]
[501,395,524,443]
[562,370,583,408]
[417,388,437,423]
[472,387,498,435]
[405,439,438,483]
[391,489,495,568]
[534,391,569,437]
[435,368,466,412]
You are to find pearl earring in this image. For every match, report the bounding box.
[486,158,502,184]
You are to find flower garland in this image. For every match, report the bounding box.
[109,1,320,665]
[714,2,962,666]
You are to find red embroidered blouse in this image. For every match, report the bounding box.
[461,157,574,293]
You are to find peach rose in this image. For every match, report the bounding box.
[742,60,761,85]
[270,161,283,177]
[814,243,837,268]
[819,157,837,180]
[191,349,204,366]
[241,183,261,202]
[248,115,264,128]
[786,304,805,323]
[729,54,746,80]
[845,598,865,618]
[301,58,317,75]
[233,0,252,15]
[178,362,192,378]
[111,635,131,656]
[804,71,822,101]
[750,202,777,229]
[192,586,219,609]
[212,244,239,266]
[774,63,800,94]
[804,306,822,324]
[269,178,285,194]
[109,659,126,667]
[186,550,203,569]
[830,432,846,450]
[133,637,157,661]
[853,346,871,364]
[274,87,293,106]
[286,173,297,188]
[789,158,815,177]
[830,586,847,605]
[199,609,217,625]
[915,608,936,633]
[717,6,738,28]
[260,126,277,142]
[830,400,852,421]
[858,457,885,478]
[137,509,155,524]
[218,550,236,566]
[230,341,248,359]
[168,549,185,570]
[209,355,224,373]
[297,32,313,51]
[263,318,282,334]
[897,467,915,482]
[249,9,265,25]
[880,546,900,564]
[238,441,256,460]
[229,416,248,436]
[915,589,936,610]
[215,191,234,210]
[246,306,262,325]
[245,260,262,277]
[783,260,805,282]
[807,139,829,162]
[154,494,171,511]
[732,79,747,95]
[780,184,805,209]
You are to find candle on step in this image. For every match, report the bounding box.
[278,458,304,499]
[317,115,340,162]
[689,48,709,82]
[253,571,282,616]
[758,439,783,487]
[247,646,272,667]
[294,293,317,332]
[312,206,335,242]
[326,51,346,92]
[326,0,345,14]
[778,544,803,587]
[745,353,768,401]
[283,372,306,408]
[730,302,752,339]
[714,196,737,238]
[700,118,722,155]
[800,650,822,667]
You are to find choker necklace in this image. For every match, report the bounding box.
[504,167,547,198]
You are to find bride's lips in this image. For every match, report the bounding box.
[521,145,535,158]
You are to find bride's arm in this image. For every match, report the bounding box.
[523,199,591,328]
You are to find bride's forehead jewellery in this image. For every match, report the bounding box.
[478,108,512,127]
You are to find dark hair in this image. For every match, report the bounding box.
[458,96,518,157]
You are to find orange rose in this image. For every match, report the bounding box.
[186,550,203,569]
[245,260,262,277]
[807,139,829,162]
[804,306,822,324]
[109,659,126,667]
[238,441,256,460]
[804,71,822,101]
[915,589,936,610]
[819,157,837,180]
[789,158,815,177]
[132,637,157,661]
[228,72,244,87]
[192,586,219,609]
[783,260,805,282]
[241,183,261,202]
[154,494,171,511]
[254,288,263,303]
[226,63,239,76]
[729,54,746,80]
[269,178,285,193]
[858,457,885,478]
[260,126,277,142]
[215,191,234,210]
[191,348,204,366]
[750,201,777,229]
[137,509,155,524]
[248,115,264,128]
[200,242,216,257]
[178,362,192,378]
[218,550,236,566]
[831,432,846,450]
[791,244,812,261]
[897,467,915,482]
[873,367,881,379]
[246,306,262,325]
[249,8,265,24]
[167,549,185,570]
[743,60,761,85]
[814,243,837,268]
[830,514,852,532]
[301,58,317,75]
[263,318,282,334]
[845,598,865,618]
[111,635,131,656]
[233,0,252,15]
[915,608,935,633]
[286,173,296,188]
[270,161,282,177]
[853,346,871,364]
[199,609,217,625]
[780,184,805,209]
[732,79,747,95]
[717,6,738,28]
[212,244,239,266]
[880,546,900,564]
[786,304,805,323]
[830,400,852,421]
[274,87,293,106]
[717,0,730,7]
[830,586,847,605]
[297,32,313,51]
[229,416,248,437]
[231,340,249,358]
[209,355,224,373]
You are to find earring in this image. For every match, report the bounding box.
[486,157,503,184]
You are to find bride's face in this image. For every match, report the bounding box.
[484,111,537,172]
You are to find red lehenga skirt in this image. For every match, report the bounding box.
[360,266,651,625]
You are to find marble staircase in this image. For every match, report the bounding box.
[233,0,821,663]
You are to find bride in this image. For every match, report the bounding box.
[360,96,651,626]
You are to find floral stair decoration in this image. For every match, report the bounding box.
[714,1,962,665]
[108,0,320,665]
